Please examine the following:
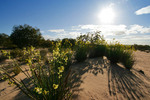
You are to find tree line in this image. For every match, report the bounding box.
[0,24,76,49]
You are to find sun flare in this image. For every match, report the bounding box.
[98,7,116,24]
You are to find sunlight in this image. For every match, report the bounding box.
[98,7,116,24]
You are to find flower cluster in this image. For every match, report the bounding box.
[53,84,59,89]
[1,43,72,99]
[34,87,42,94]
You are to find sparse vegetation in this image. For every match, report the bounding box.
[10,48,24,58]
[40,49,48,60]
[133,44,150,52]
[89,44,106,58]
[121,50,135,70]
[106,42,124,64]
[0,50,10,62]
[12,61,21,75]
[1,43,72,100]
[75,46,87,62]
[0,27,138,100]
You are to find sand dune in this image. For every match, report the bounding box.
[0,50,150,100]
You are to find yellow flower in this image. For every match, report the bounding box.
[58,74,62,79]
[8,56,11,59]
[53,84,59,89]
[58,66,64,73]
[34,87,42,94]
[30,68,36,71]
[26,58,32,64]
[58,61,62,64]
[44,90,49,95]
[8,81,14,86]
[64,57,68,62]
[31,46,35,52]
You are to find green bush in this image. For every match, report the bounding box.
[133,44,150,52]
[0,55,7,62]
[121,50,134,70]
[40,49,48,60]
[106,43,124,64]
[10,48,23,58]
[10,61,21,75]
[105,42,135,70]
[0,50,10,62]
[89,44,106,58]
[75,46,87,62]
[1,42,72,100]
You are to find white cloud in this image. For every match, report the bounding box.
[43,35,56,40]
[127,24,150,34]
[43,24,150,45]
[56,31,81,39]
[74,24,150,35]
[75,24,127,35]
[68,32,81,37]
[116,35,150,45]
[48,29,65,33]
[135,5,150,15]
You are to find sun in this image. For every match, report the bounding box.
[98,7,116,24]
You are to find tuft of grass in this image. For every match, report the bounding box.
[89,44,106,58]
[75,46,87,62]
[105,41,135,70]
[121,50,135,70]
[12,61,21,75]
[10,48,23,58]
[40,49,48,60]
[0,55,7,62]
[106,43,124,64]
[0,50,10,62]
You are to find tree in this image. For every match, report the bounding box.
[61,38,76,48]
[0,33,13,48]
[76,31,105,44]
[10,24,43,48]
[40,39,53,48]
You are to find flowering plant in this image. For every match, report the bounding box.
[1,42,72,100]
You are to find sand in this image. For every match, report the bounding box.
[0,50,150,100]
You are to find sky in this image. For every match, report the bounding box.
[0,0,150,45]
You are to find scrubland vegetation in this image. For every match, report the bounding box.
[0,24,149,99]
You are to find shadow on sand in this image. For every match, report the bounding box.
[70,57,150,100]
[2,57,150,100]
[107,63,150,100]
[69,57,108,99]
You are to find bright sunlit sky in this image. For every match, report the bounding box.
[0,0,150,45]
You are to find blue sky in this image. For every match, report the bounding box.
[0,0,150,45]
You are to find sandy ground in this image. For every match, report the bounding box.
[0,50,150,100]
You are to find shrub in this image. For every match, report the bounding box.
[89,44,106,58]
[40,49,48,60]
[133,44,150,52]
[11,61,21,75]
[106,42,135,70]
[121,50,135,70]
[75,46,87,62]
[19,46,38,63]
[61,38,76,49]
[106,44,124,64]
[10,48,23,58]
[0,55,7,62]
[0,50,10,62]
[1,42,72,100]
